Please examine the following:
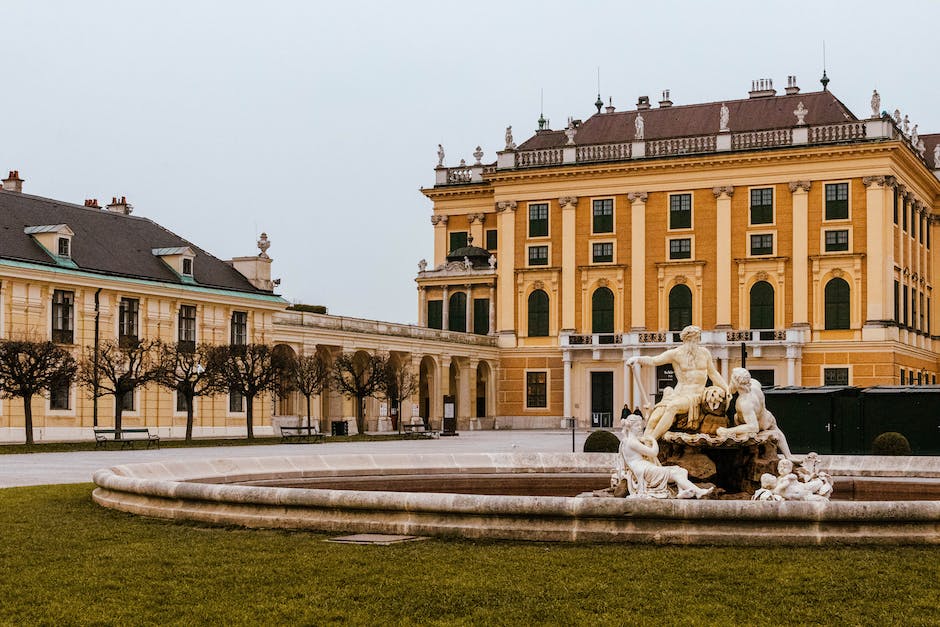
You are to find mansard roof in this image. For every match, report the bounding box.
[0,189,272,294]
[517,90,857,150]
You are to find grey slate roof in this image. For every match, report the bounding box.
[0,189,272,294]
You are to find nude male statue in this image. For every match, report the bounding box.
[626,325,729,441]
[716,367,792,459]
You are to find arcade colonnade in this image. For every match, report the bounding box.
[270,310,500,432]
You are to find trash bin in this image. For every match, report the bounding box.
[331,420,348,436]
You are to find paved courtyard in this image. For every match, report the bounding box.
[0,430,590,488]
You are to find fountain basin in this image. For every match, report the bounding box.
[92,453,940,545]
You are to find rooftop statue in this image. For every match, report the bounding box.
[634,113,644,140]
[437,144,445,167]
[719,103,730,132]
[934,143,940,167]
[627,325,729,441]
[870,89,880,118]
[505,126,516,150]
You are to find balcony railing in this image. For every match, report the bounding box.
[562,328,796,348]
[274,311,498,347]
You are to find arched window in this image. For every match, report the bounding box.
[592,287,614,334]
[668,284,692,331]
[749,281,775,329]
[527,290,549,337]
[448,292,467,332]
[824,278,850,330]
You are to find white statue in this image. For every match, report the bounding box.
[505,126,516,150]
[417,259,427,272]
[793,102,808,125]
[911,124,919,146]
[917,139,926,158]
[617,416,713,499]
[771,458,830,501]
[437,144,445,167]
[716,368,792,459]
[719,103,730,132]
[564,119,577,145]
[488,254,497,269]
[903,114,910,136]
[463,256,473,270]
[870,89,880,118]
[473,146,483,165]
[893,109,901,125]
[634,113,644,140]
[627,325,729,441]
[752,474,784,501]
[933,144,940,167]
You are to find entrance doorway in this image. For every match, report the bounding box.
[591,371,613,428]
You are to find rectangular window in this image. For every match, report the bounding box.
[449,231,468,252]
[592,199,614,233]
[485,229,498,251]
[911,205,916,239]
[427,300,443,329]
[894,280,900,324]
[917,371,923,385]
[823,367,849,386]
[176,393,188,413]
[902,198,908,231]
[473,298,489,335]
[592,242,613,263]
[178,304,196,351]
[900,368,906,385]
[57,237,70,257]
[893,188,898,225]
[49,377,70,410]
[904,287,909,327]
[121,390,135,412]
[920,215,925,244]
[911,287,916,330]
[920,293,925,332]
[526,372,547,408]
[824,230,849,252]
[182,257,193,276]
[51,289,74,344]
[669,238,691,260]
[669,194,692,229]
[750,234,774,256]
[231,311,248,345]
[119,298,139,345]
[824,183,849,220]
[528,203,549,237]
[528,245,548,266]
[749,188,773,224]
[229,390,245,413]
[928,298,931,335]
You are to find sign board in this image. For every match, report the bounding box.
[379,402,388,417]
[412,403,420,417]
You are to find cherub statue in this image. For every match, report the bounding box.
[617,415,713,499]
[463,256,473,270]
[771,458,829,501]
[752,473,783,501]
[716,368,792,459]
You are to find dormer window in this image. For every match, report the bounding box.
[182,258,193,276]
[24,224,74,263]
[58,237,71,258]
[152,246,196,280]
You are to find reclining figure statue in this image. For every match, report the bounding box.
[717,367,792,459]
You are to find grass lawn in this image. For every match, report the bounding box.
[0,485,938,626]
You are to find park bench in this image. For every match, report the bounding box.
[401,423,439,439]
[279,425,324,443]
[93,428,160,449]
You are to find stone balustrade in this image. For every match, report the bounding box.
[646,135,717,157]
[576,142,632,163]
[274,311,497,346]
[731,129,792,149]
[560,328,799,349]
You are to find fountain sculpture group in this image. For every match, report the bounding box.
[601,325,832,501]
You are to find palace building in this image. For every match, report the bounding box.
[420,77,940,428]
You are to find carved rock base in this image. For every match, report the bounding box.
[659,433,780,495]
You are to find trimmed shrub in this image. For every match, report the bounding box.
[583,430,621,453]
[871,431,912,456]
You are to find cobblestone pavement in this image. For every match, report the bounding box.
[0,429,590,488]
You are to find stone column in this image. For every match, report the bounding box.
[465,284,473,334]
[488,285,496,334]
[438,355,451,431]
[559,196,578,331]
[466,358,479,428]
[628,192,648,330]
[621,349,631,411]
[468,213,485,247]
[862,176,894,328]
[562,350,572,419]
[417,286,427,327]
[789,181,812,327]
[457,358,471,425]
[713,186,734,328]
[786,345,801,386]
[495,201,517,346]
[431,215,449,267]
[442,285,450,331]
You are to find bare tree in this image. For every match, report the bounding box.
[0,340,77,445]
[290,353,330,431]
[331,352,385,435]
[77,339,162,439]
[156,342,217,441]
[209,344,285,439]
[378,359,418,432]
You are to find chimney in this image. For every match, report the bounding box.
[605,97,616,114]
[84,198,100,208]
[658,89,673,108]
[748,78,777,98]
[2,170,24,193]
[636,95,651,110]
[785,75,800,95]
[105,196,133,215]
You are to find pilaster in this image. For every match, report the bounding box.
[495,200,517,346]
[713,186,734,328]
[559,196,578,331]
[789,181,811,326]
[431,215,449,267]
[628,192,647,330]
[467,213,485,248]
[862,176,894,327]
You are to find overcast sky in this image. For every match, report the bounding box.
[3,1,939,324]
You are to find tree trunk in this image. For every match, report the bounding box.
[306,394,312,430]
[185,393,195,441]
[23,394,34,446]
[246,395,254,439]
[356,395,365,435]
[114,400,124,440]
